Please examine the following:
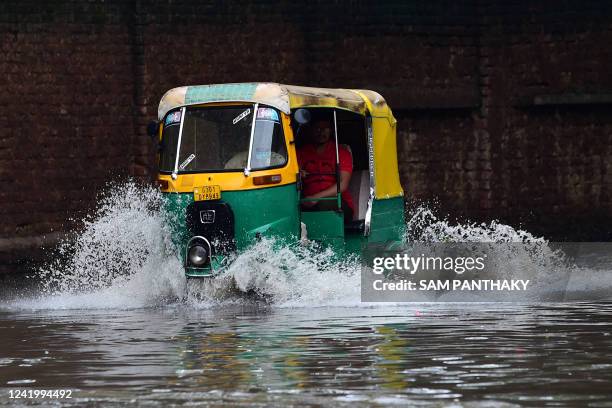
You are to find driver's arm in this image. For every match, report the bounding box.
[302,170,351,201]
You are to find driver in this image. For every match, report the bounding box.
[297,119,354,222]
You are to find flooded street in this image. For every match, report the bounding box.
[1,303,612,406]
[1,185,612,406]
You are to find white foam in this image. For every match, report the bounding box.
[15,182,186,310]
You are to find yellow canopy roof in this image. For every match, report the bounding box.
[157,83,403,199]
[157,82,394,120]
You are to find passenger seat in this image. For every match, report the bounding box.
[346,169,369,233]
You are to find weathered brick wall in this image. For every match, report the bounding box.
[482,3,612,238]
[1,0,612,271]
[0,1,136,237]
[0,2,141,271]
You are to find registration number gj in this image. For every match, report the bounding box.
[194,185,221,201]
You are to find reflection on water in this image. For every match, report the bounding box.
[1,303,612,406]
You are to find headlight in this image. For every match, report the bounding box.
[188,245,208,266]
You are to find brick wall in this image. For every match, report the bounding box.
[1,0,612,270]
[0,1,138,271]
[482,2,612,237]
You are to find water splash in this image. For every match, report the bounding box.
[20,182,186,309]
[401,206,576,301]
[405,206,545,243]
[208,239,361,307]
[7,184,611,310]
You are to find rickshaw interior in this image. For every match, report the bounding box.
[292,107,370,238]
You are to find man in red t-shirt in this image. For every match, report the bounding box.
[297,119,354,222]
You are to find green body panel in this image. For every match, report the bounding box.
[163,183,300,277]
[299,197,405,257]
[163,185,405,277]
[223,186,300,249]
[300,210,345,254]
[344,232,366,254]
[368,197,405,243]
[162,193,192,247]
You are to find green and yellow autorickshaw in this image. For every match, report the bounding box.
[152,83,404,278]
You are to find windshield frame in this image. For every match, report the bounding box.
[171,106,187,179]
[159,103,288,176]
[244,103,258,176]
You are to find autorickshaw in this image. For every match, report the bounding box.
[152,83,404,278]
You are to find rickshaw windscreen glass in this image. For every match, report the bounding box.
[159,106,287,173]
[250,110,287,170]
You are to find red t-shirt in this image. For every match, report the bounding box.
[297,141,354,213]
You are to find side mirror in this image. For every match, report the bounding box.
[293,109,311,125]
[147,121,159,139]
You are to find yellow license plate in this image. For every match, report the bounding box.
[194,185,221,201]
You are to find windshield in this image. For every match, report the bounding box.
[159,105,287,173]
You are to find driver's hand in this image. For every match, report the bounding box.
[300,169,309,178]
